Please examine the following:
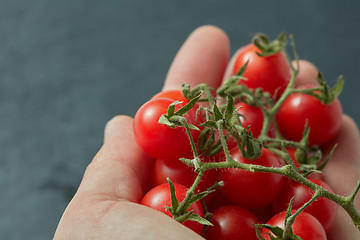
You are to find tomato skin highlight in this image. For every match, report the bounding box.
[140,183,204,234]
[272,178,337,233]
[217,148,285,209]
[204,205,260,240]
[133,98,200,160]
[276,87,343,146]
[261,210,327,240]
[233,43,290,98]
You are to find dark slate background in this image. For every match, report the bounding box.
[1,1,359,239]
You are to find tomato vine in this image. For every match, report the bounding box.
[136,32,359,239]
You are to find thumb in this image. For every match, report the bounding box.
[77,115,153,202]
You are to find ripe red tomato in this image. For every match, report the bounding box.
[217,148,284,209]
[261,210,327,240]
[276,86,343,146]
[272,178,337,232]
[151,90,188,102]
[151,157,217,194]
[133,98,200,160]
[204,205,260,240]
[236,102,275,138]
[140,183,204,234]
[233,43,290,98]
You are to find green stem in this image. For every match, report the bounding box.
[259,110,272,138]
[260,136,307,151]
[267,46,299,117]
[180,118,199,159]
[202,159,289,175]
[202,84,215,110]
[283,190,321,239]
[350,180,360,202]
[175,170,205,215]
[216,120,234,162]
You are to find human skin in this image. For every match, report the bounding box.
[53,25,360,239]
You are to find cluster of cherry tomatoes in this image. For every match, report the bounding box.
[132,39,343,239]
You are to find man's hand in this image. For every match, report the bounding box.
[54,26,360,239]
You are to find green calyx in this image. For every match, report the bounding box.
[253,31,287,57]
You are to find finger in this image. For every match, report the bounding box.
[163,25,230,91]
[326,166,360,240]
[323,115,360,167]
[77,115,153,202]
[104,115,131,143]
[328,208,360,240]
[322,115,360,239]
[322,115,360,196]
[293,60,319,87]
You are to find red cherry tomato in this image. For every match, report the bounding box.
[276,86,342,146]
[152,90,205,126]
[217,148,284,209]
[151,157,217,194]
[133,98,200,160]
[204,205,260,240]
[140,183,204,234]
[272,178,337,232]
[236,102,275,138]
[261,210,327,240]
[233,43,290,98]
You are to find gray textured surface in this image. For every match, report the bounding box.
[1,1,359,239]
